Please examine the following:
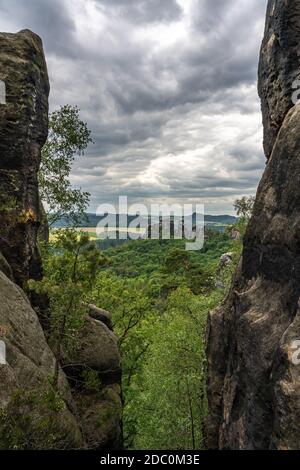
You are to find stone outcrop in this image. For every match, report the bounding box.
[0,270,83,449]
[89,304,113,330]
[0,30,122,450]
[206,0,300,450]
[258,0,300,160]
[63,314,122,450]
[0,30,49,286]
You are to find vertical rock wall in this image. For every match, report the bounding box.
[206,0,300,450]
[0,30,49,286]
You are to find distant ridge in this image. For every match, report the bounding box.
[52,212,237,229]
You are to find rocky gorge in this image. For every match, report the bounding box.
[1,0,300,453]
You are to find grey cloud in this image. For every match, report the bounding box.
[0,0,269,213]
[0,0,75,56]
[95,0,183,23]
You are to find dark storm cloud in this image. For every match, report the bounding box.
[0,0,75,55]
[0,0,269,213]
[95,0,183,23]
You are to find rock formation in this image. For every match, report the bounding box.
[0,270,83,449]
[0,30,122,450]
[206,0,300,450]
[0,30,49,286]
[63,308,122,450]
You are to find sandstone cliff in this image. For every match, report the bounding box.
[0,30,122,450]
[0,30,48,286]
[206,0,300,450]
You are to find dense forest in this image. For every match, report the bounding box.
[33,228,242,449]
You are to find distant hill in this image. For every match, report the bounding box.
[52,212,237,230]
[203,215,237,225]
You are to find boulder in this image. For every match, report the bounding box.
[75,384,122,450]
[63,313,122,450]
[65,315,121,383]
[89,304,113,330]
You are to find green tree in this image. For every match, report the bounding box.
[163,248,190,274]
[233,196,255,235]
[31,229,106,387]
[39,105,92,227]
[133,287,223,450]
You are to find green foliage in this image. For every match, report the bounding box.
[89,233,240,449]
[31,229,107,385]
[163,248,190,273]
[134,287,223,450]
[103,233,237,279]
[0,387,66,450]
[81,369,102,393]
[40,105,92,226]
[233,195,255,236]
[34,224,241,450]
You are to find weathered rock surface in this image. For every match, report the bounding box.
[0,270,83,449]
[76,383,122,450]
[0,266,123,449]
[258,0,300,160]
[206,0,300,450]
[0,30,122,450]
[68,316,121,376]
[89,304,113,330]
[0,30,49,286]
[63,314,122,450]
[0,253,13,280]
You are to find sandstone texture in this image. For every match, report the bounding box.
[0,30,49,286]
[0,30,122,450]
[0,270,83,449]
[206,0,300,450]
[63,315,122,450]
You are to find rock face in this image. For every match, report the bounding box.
[258,0,300,160]
[0,270,83,449]
[206,0,300,450]
[0,30,122,450]
[63,315,122,450]
[0,30,49,286]
[0,266,122,449]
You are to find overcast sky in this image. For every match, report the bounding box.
[0,0,268,214]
